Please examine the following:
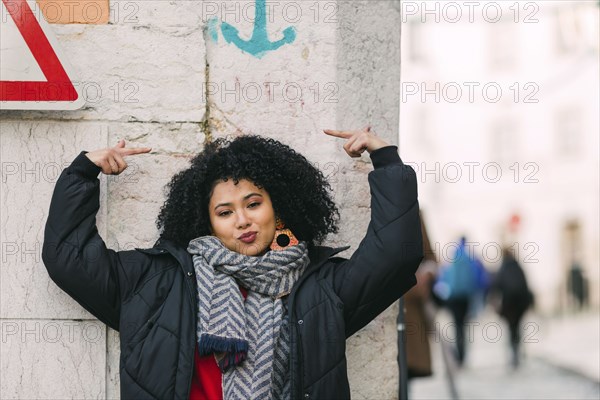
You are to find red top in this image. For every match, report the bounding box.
[189,287,248,400]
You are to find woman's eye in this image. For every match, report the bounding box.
[248,202,260,208]
[218,210,232,217]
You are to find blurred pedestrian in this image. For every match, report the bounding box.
[490,247,534,368]
[433,236,487,366]
[403,212,437,380]
[567,262,588,310]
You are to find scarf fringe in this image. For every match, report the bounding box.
[198,333,248,356]
[199,334,248,372]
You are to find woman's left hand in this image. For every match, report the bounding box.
[323,126,390,158]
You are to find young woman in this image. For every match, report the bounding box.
[42,128,423,400]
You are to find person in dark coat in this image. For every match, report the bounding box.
[42,129,423,400]
[567,262,588,310]
[403,212,437,379]
[490,248,534,368]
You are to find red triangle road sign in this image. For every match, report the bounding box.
[0,0,84,110]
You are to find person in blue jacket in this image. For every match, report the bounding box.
[42,128,423,399]
[433,236,488,366]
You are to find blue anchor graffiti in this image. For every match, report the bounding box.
[216,0,296,58]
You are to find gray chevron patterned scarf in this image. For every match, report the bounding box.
[187,235,309,400]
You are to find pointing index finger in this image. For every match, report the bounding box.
[119,147,152,156]
[323,129,353,139]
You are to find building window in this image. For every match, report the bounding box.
[554,107,582,157]
[488,17,518,71]
[554,5,583,55]
[413,107,433,151]
[407,20,427,63]
[490,118,518,164]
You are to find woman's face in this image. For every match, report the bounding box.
[208,179,276,256]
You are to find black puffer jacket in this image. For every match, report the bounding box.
[42,146,422,399]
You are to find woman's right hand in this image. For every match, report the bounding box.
[85,139,152,175]
[323,126,389,158]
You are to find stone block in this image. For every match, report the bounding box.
[347,303,401,399]
[105,122,205,248]
[0,22,206,122]
[0,319,106,399]
[109,1,204,27]
[205,1,338,148]
[106,327,120,399]
[0,120,109,320]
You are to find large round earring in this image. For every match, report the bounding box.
[271,218,299,251]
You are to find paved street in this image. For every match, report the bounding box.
[408,310,600,400]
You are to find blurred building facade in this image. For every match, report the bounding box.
[400,0,599,314]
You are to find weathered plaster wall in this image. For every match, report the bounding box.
[0,1,402,398]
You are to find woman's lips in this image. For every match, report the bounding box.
[238,232,257,243]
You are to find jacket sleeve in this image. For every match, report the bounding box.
[41,151,143,331]
[332,146,423,337]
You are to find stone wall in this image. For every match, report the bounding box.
[0,1,402,398]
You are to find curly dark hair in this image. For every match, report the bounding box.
[156,135,339,249]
